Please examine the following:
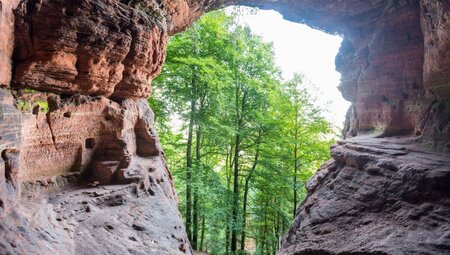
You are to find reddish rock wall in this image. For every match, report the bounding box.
[279,138,450,255]
[221,1,450,254]
[0,0,194,254]
[0,0,20,86]
[13,0,167,99]
[421,0,450,100]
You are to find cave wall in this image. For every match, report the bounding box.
[0,0,449,254]
[0,0,192,254]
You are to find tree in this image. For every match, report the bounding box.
[149,10,335,255]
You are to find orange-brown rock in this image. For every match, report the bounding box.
[421,0,450,100]
[418,0,450,152]
[13,0,167,99]
[221,0,426,138]
[1,93,190,254]
[0,0,21,87]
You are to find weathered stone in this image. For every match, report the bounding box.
[0,183,190,255]
[92,161,120,185]
[1,93,188,254]
[279,137,450,255]
[0,0,21,87]
[13,0,167,99]
[0,88,21,219]
[421,0,450,100]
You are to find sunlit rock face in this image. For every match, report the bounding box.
[0,0,449,254]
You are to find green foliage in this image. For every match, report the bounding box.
[15,98,49,113]
[15,99,31,111]
[149,10,335,255]
[35,100,49,113]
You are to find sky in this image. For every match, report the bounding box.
[234,7,350,128]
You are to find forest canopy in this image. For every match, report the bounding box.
[148,10,336,255]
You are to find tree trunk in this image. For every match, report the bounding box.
[240,143,260,251]
[186,97,195,242]
[262,198,269,254]
[200,216,206,251]
[193,126,201,250]
[293,111,299,218]
[231,131,240,253]
[193,192,198,249]
[225,144,233,255]
[232,87,247,253]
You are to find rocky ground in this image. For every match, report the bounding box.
[280,137,450,254]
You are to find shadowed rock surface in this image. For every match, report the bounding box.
[280,137,450,254]
[0,0,449,254]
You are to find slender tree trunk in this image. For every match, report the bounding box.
[225,144,233,255]
[276,212,281,251]
[240,143,260,251]
[232,87,247,253]
[262,198,269,254]
[200,216,206,251]
[186,97,195,242]
[293,111,299,218]
[193,126,201,250]
[241,177,249,251]
[231,131,240,253]
[193,191,198,249]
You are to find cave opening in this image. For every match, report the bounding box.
[231,6,349,130]
[149,6,348,254]
[1,1,449,254]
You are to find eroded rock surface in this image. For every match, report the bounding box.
[220,1,450,254]
[0,88,22,218]
[1,92,190,255]
[0,0,21,87]
[0,182,189,255]
[13,0,167,99]
[1,0,194,253]
[279,137,450,255]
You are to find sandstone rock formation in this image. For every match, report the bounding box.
[280,137,450,254]
[0,0,449,254]
[13,0,167,99]
[1,0,192,254]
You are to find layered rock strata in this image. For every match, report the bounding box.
[279,137,450,254]
[0,88,22,218]
[1,92,191,255]
[1,0,193,254]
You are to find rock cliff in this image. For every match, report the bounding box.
[0,0,449,255]
[1,0,192,254]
